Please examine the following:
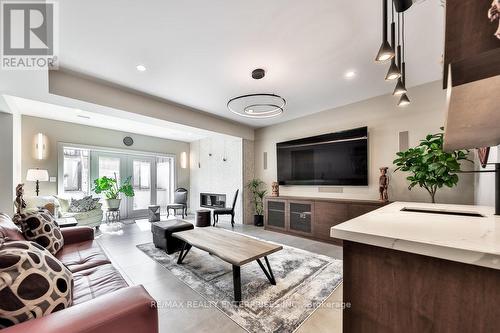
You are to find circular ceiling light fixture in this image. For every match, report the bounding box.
[136,64,146,72]
[227,69,286,119]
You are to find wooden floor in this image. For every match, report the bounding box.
[97,216,343,333]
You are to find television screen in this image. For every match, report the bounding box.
[277,127,368,186]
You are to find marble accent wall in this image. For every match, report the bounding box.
[190,136,244,223]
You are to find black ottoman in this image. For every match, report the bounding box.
[151,219,194,254]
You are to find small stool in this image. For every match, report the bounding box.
[151,219,194,254]
[196,209,211,227]
[106,209,120,223]
[148,205,161,222]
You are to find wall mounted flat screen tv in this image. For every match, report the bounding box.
[277,127,368,186]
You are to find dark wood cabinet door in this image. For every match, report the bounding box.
[288,201,314,236]
[265,199,287,231]
[314,202,348,243]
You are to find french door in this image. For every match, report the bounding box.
[90,152,173,218]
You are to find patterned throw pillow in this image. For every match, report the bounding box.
[14,211,64,255]
[68,196,99,213]
[0,241,73,328]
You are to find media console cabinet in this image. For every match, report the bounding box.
[264,196,386,245]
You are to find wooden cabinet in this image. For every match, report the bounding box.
[264,196,386,245]
[314,202,348,244]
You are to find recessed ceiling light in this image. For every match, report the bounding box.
[344,71,356,79]
[136,64,146,72]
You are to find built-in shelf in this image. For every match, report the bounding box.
[200,193,226,208]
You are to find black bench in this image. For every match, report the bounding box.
[151,219,194,254]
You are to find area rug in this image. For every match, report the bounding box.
[137,236,342,333]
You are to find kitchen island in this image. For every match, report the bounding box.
[331,201,500,333]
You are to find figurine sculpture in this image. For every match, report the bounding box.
[15,183,27,215]
[379,167,389,202]
[489,0,500,39]
[271,181,279,197]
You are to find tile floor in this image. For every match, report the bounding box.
[96,216,343,333]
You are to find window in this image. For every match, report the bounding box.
[156,157,172,214]
[133,160,151,190]
[58,143,176,218]
[63,148,89,197]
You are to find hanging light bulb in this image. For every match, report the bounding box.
[393,13,407,95]
[385,59,401,81]
[385,4,400,80]
[375,0,395,63]
[398,93,411,107]
[393,78,407,95]
[397,13,410,107]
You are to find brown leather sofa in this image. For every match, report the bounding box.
[0,213,158,333]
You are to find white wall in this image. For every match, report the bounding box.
[190,136,244,223]
[474,145,498,206]
[254,81,474,205]
[0,112,14,215]
[21,116,190,199]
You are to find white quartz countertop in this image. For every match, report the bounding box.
[331,201,500,270]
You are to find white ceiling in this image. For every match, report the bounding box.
[57,0,444,127]
[4,95,213,142]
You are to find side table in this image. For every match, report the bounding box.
[106,209,121,224]
[196,209,211,227]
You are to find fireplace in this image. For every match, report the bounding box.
[200,193,226,208]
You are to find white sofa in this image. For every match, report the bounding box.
[22,195,103,228]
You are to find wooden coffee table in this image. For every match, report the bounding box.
[173,228,283,303]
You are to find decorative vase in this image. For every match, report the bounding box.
[105,198,121,210]
[271,182,279,197]
[254,215,264,226]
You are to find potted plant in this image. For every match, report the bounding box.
[246,178,267,226]
[92,173,135,210]
[393,128,471,203]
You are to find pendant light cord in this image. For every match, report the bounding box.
[402,12,406,85]
[391,0,394,23]
[402,13,405,63]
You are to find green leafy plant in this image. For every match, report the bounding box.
[393,128,471,203]
[246,179,267,215]
[92,173,135,200]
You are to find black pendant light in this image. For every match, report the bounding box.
[375,0,395,63]
[228,69,286,118]
[385,3,401,81]
[398,13,411,107]
[393,13,407,95]
[393,0,413,13]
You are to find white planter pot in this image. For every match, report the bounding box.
[105,198,121,210]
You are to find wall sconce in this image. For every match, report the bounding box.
[35,133,47,160]
[180,152,188,169]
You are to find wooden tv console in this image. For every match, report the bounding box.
[263,196,387,245]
